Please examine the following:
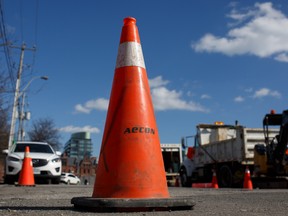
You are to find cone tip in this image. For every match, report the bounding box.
[123,17,136,25]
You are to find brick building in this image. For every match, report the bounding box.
[61,153,97,185]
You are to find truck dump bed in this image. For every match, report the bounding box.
[195,124,279,165]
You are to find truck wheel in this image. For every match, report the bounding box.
[219,165,233,188]
[180,168,191,187]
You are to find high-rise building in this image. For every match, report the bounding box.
[63,132,93,159]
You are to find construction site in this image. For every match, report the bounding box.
[1,1,288,215]
[0,15,287,215]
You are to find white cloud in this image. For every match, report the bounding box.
[149,77,209,112]
[201,94,211,99]
[234,96,244,102]
[274,53,288,62]
[59,125,100,134]
[227,9,254,23]
[151,87,209,112]
[74,104,90,114]
[252,88,281,99]
[74,76,209,114]
[192,2,288,62]
[75,98,109,114]
[149,76,169,88]
[85,98,109,110]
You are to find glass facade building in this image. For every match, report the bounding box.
[63,132,93,159]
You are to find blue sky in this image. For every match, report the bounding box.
[2,0,288,156]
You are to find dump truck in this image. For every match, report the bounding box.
[160,143,183,186]
[179,110,288,188]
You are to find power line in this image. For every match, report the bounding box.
[34,0,39,46]
[19,0,24,42]
[0,0,15,88]
[0,0,40,92]
[30,0,39,75]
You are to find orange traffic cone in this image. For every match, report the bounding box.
[211,170,219,189]
[93,16,168,199]
[243,166,253,190]
[71,17,195,212]
[17,146,35,187]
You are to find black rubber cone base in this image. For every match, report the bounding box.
[15,183,35,187]
[71,196,195,212]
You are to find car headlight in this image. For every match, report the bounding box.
[51,157,61,163]
[8,156,20,162]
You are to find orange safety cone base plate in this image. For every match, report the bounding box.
[71,197,195,212]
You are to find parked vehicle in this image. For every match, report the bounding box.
[179,116,283,188]
[161,143,183,186]
[2,141,62,184]
[61,173,80,185]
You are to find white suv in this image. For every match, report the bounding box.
[61,173,81,185]
[3,141,62,184]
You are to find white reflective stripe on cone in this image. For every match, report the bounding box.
[116,42,146,69]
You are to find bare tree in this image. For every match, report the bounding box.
[28,117,62,151]
[0,107,9,148]
[0,73,10,151]
[0,73,10,182]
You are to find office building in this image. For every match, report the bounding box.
[63,132,93,159]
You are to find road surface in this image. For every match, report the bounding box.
[0,184,287,215]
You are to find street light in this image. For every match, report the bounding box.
[17,76,48,99]
[17,76,49,141]
[8,76,49,149]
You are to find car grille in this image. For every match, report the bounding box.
[32,159,48,167]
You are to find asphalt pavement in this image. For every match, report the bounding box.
[0,184,288,215]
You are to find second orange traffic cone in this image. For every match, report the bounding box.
[211,170,219,189]
[243,166,253,190]
[17,146,35,186]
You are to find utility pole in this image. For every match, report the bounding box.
[17,92,28,141]
[8,43,35,149]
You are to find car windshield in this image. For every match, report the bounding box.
[14,143,54,154]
